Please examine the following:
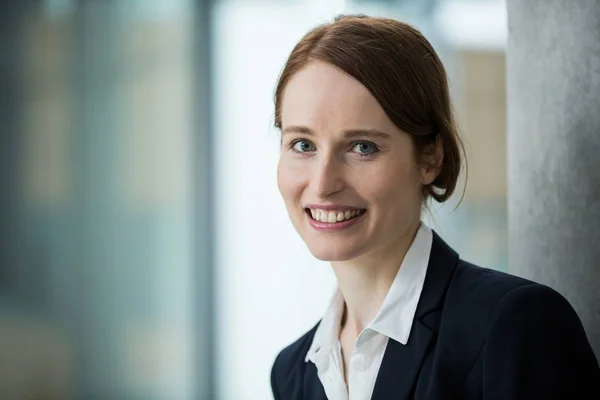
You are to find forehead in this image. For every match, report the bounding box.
[280,61,395,132]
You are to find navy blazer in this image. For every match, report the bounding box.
[270,232,600,399]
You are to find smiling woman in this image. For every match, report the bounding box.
[270,14,600,400]
[277,56,438,263]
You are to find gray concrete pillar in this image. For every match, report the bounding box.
[507,0,600,358]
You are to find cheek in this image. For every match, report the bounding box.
[362,160,422,205]
[277,157,303,204]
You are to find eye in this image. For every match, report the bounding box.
[351,141,379,156]
[291,139,316,153]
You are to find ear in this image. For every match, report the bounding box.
[420,136,444,185]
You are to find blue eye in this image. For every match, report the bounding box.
[352,142,378,155]
[292,140,315,153]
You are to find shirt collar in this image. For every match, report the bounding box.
[304,289,345,363]
[368,222,433,344]
[305,222,433,362]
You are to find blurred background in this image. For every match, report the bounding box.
[0,0,508,398]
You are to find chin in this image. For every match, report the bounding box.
[306,242,363,262]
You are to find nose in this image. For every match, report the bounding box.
[312,153,345,198]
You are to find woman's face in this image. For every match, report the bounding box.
[277,61,433,262]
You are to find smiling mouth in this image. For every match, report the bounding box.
[305,208,366,224]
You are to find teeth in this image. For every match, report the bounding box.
[327,212,337,223]
[308,208,364,223]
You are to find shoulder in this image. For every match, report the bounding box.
[270,321,320,394]
[443,260,537,321]
[487,279,585,339]
[440,260,585,346]
[445,263,599,384]
[478,271,600,396]
[451,260,535,296]
[448,260,576,325]
[449,261,595,364]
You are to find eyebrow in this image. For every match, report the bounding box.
[281,126,392,140]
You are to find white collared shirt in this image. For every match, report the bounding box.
[304,222,433,400]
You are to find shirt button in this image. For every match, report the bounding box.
[354,361,368,371]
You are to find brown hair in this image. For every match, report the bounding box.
[274,14,466,204]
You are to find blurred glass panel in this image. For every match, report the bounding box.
[426,0,508,272]
[0,1,203,399]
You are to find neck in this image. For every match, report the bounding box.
[331,220,422,337]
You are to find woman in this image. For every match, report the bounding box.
[270,14,600,400]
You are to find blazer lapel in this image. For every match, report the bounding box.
[304,361,328,400]
[371,321,434,400]
[371,231,459,400]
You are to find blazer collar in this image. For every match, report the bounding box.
[370,230,459,400]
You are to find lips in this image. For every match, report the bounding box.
[303,204,367,232]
